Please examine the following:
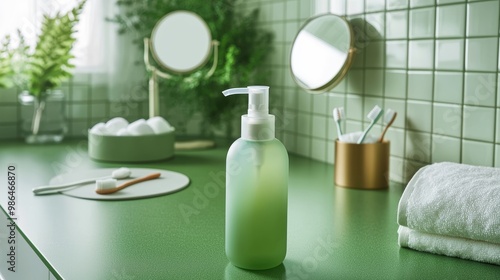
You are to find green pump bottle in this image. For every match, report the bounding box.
[222,86,288,270]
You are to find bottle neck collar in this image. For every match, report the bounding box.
[241,115,275,141]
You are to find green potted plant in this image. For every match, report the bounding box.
[1,0,86,143]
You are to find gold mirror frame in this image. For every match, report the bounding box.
[290,14,356,94]
[150,10,212,74]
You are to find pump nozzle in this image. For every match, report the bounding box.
[222,86,274,141]
[222,88,248,96]
[223,86,269,119]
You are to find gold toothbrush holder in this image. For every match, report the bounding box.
[334,140,390,190]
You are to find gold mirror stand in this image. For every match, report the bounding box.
[143,38,219,118]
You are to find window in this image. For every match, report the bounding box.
[0,0,107,71]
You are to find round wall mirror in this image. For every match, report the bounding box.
[290,14,355,93]
[151,10,212,74]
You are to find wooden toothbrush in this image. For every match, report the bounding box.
[378,109,397,143]
[95,173,161,195]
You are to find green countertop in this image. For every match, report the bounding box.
[0,139,499,279]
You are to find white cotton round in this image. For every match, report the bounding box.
[126,119,155,136]
[90,122,109,135]
[147,116,174,134]
[105,117,129,135]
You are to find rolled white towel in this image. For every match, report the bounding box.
[398,226,500,265]
[398,162,500,245]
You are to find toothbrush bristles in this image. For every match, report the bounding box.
[367,105,382,121]
[357,105,384,144]
[333,107,344,137]
[384,109,395,123]
[333,107,345,121]
[333,108,339,121]
[95,179,117,190]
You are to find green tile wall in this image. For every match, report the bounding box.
[245,0,500,183]
[0,74,150,140]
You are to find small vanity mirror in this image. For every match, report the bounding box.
[144,10,219,117]
[150,10,212,74]
[290,14,355,93]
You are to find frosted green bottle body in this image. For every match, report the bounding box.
[225,138,288,270]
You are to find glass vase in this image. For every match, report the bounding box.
[19,90,68,144]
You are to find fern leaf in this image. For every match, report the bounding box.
[22,0,87,95]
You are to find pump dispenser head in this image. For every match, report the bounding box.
[223,86,275,141]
